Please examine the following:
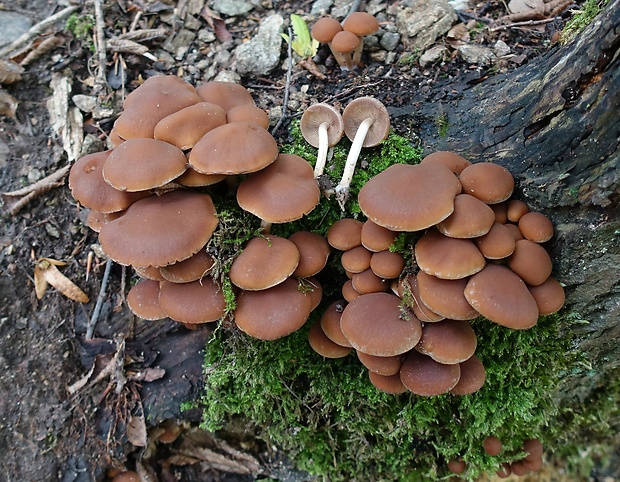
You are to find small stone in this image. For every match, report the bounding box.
[72,95,97,113]
[457,44,496,65]
[0,11,32,48]
[198,29,217,43]
[234,14,284,76]
[419,44,448,66]
[493,39,511,57]
[311,0,333,15]
[214,71,242,84]
[380,32,401,51]
[212,0,253,16]
[396,0,457,51]
[163,29,197,60]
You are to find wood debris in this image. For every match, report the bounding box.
[2,164,70,215]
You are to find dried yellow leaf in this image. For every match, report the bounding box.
[35,257,89,303]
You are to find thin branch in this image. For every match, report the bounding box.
[491,17,558,31]
[0,6,78,58]
[2,164,71,215]
[93,0,108,89]
[271,27,293,136]
[86,257,113,340]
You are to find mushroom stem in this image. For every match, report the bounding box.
[314,121,330,178]
[328,43,350,69]
[351,40,364,66]
[260,219,272,234]
[335,116,373,208]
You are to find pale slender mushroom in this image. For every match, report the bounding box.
[300,103,344,178]
[334,97,390,208]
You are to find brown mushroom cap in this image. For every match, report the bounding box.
[415,319,477,364]
[288,231,331,279]
[358,163,462,232]
[459,163,515,204]
[195,81,255,112]
[308,321,353,358]
[86,209,125,233]
[436,193,496,238]
[342,279,362,302]
[368,371,408,394]
[505,222,525,241]
[98,191,218,268]
[159,277,226,323]
[342,12,380,36]
[154,102,227,150]
[331,30,361,54]
[175,167,227,187]
[340,292,422,356]
[102,138,187,192]
[507,239,553,286]
[327,218,364,250]
[491,202,508,224]
[341,245,373,274]
[415,228,486,280]
[305,277,323,311]
[114,75,202,139]
[351,268,390,294]
[399,350,461,396]
[300,103,345,148]
[523,439,544,458]
[69,151,150,213]
[528,276,565,315]
[342,96,390,148]
[416,272,479,320]
[226,104,270,129]
[320,300,351,347]
[475,222,516,259]
[357,351,403,376]
[189,122,278,175]
[464,264,539,329]
[234,277,313,340]
[450,354,486,395]
[483,436,503,456]
[361,220,397,252]
[506,199,530,222]
[236,153,320,224]
[229,235,300,291]
[134,265,165,281]
[127,279,167,320]
[420,151,472,175]
[447,459,467,475]
[398,275,445,323]
[369,250,405,279]
[311,17,343,43]
[518,211,554,243]
[159,249,215,283]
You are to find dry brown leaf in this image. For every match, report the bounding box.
[127,412,148,447]
[34,257,89,303]
[20,35,64,67]
[127,367,166,382]
[0,60,24,84]
[0,89,18,118]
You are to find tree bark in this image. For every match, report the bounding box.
[402,0,620,402]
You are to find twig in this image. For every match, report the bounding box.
[271,27,293,136]
[93,0,108,89]
[491,17,558,31]
[2,164,71,215]
[86,257,113,340]
[0,6,78,58]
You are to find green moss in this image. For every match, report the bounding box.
[561,0,609,44]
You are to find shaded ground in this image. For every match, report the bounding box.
[0,0,612,480]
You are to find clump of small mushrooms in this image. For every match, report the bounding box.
[305,151,564,399]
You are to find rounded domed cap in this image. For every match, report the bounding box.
[154,102,227,150]
[300,103,345,148]
[415,229,486,280]
[415,319,477,365]
[159,249,215,283]
[361,220,397,252]
[127,279,167,320]
[397,274,445,322]
[236,154,320,224]
[369,250,405,279]
[226,104,270,129]
[103,138,187,192]
[359,163,461,232]
[507,239,553,286]
[340,292,422,356]
[159,277,226,324]
[342,97,390,147]
[189,122,278,175]
[475,222,516,259]
[459,163,514,204]
[368,371,408,394]
[308,321,352,358]
[342,12,380,36]
[114,75,202,139]
[399,350,461,396]
[417,272,479,321]
[528,276,565,315]
[341,245,372,274]
[196,81,255,112]
[464,264,539,329]
[331,30,361,54]
[69,151,150,213]
[357,351,402,376]
[450,354,486,395]
[420,151,472,175]
[327,218,363,250]
[311,16,343,42]
[518,211,554,243]
[288,231,331,279]
[98,191,218,267]
[229,235,300,291]
[483,436,503,456]
[320,300,351,347]
[234,278,313,340]
[436,193,495,238]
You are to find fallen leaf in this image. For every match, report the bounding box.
[0,89,18,117]
[127,412,148,447]
[34,257,89,303]
[0,59,24,84]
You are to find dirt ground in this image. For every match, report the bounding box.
[0,0,603,480]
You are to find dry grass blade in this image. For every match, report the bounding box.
[107,38,157,60]
[118,28,167,42]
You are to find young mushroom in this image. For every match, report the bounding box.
[342,12,380,66]
[334,97,390,208]
[311,17,346,68]
[330,30,361,71]
[300,103,345,178]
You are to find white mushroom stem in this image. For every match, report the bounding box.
[335,116,374,209]
[314,121,330,178]
[351,40,364,66]
[259,219,272,234]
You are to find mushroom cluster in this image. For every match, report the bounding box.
[449,436,544,477]
[311,12,380,70]
[69,75,322,325]
[305,152,564,397]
